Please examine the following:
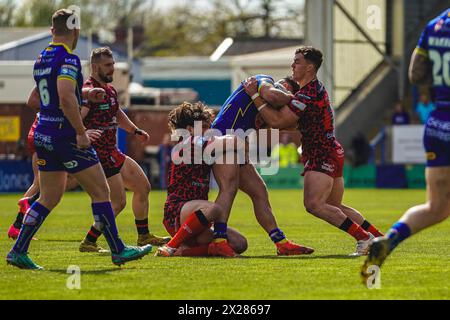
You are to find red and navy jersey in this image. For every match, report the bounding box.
[166,136,211,203]
[416,9,450,109]
[82,77,120,152]
[288,79,340,160]
[33,42,83,135]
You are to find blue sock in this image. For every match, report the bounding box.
[92,202,125,254]
[213,222,228,240]
[269,228,286,243]
[12,202,50,254]
[386,222,411,251]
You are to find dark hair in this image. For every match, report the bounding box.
[52,9,76,36]
[168,102,214,130]
[90,47,113,63]
[295,46,323,71]
[281,76,300,94]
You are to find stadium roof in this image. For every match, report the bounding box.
[0,28,49,51]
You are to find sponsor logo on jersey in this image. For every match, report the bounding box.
[33,67,52,76]
[321,162,335,172]
[36,159,46,166]
[63,160,79,169]
[291,99,307,111]
[98,103,110,110]
[65,58,78,65]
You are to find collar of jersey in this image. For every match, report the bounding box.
[49,42,73,54]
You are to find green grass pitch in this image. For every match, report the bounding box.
[0,189,449,300]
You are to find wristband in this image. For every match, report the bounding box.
[134,128,143,136]
[257,103,267,112]
[251,93,260,100]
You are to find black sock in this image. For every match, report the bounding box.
[85,225,102,243]
[13,212,25,229]
[28,192,40,205]
[135,218,149,235]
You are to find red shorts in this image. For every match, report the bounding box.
[99,148,126,178]
[302,144,345,178]
[163,201,186,237]
[27,118,38,155]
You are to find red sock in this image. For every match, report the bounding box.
[180,245,209,256]
[167,211,209,248]
[348,223,370,241]
[361,220,384,237]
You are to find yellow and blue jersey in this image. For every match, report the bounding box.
[212,74,275,134]
[417,9,450,109]
[33,42,83,134]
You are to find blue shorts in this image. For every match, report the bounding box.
[34,127,99,174]
[423,109,450,167]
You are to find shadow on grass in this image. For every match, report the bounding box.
[241,254,361,260]
[46,268,123,275]
[38,239,81,243]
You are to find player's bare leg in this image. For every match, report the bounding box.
[212,162,240,223]
[362,167,450,282]
[239,164,314,255]
[327,177,383,237]
[157,200,246,257]
[121,156,170,246]
[304,171,373,255]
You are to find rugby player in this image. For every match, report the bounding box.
[157,102,247,257]
[212,75,314,256]
[362,9,450,280]
[243,47,383,256]
[6,9,151,270]
[78,47,170,252]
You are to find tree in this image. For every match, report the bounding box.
[0,0,15,27]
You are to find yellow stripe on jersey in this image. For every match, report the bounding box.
[415,47,428,57]
[231,100,254,129]
[57,75,77,84]
[222,87,245,116]
[50,42,73,54]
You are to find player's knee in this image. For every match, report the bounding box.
[89,183,110,202]
[232,236,248,254]
[429,200,450,222]
[304,199,322,215]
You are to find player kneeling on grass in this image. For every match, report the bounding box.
[156,102,247,257]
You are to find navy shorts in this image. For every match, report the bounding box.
[34,128,99,174]
[423,109,450,167]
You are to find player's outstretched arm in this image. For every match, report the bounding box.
[117,108,149,143]
[26,86,40,111]
[57,79,89,148]
[408,48,433,85]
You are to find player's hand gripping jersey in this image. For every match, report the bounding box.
[212,74,276,133]
[416,9,450,166]
[33,42,99,173]
[288,79,344,178]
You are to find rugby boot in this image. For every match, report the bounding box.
[137,233,171,246]
[350,233,375,256]
[361,236,392,285]
[155,245,177,257]
[79,239,109,253]
[112,244,152,266]
[276,240,315,256]
[208,240,237,257]
[6,251,43,270]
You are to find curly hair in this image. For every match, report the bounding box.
[168,101,214,131]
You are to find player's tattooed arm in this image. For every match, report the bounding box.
[117,108,150,143]
[26,86,40,112]
[408,49,433,86]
